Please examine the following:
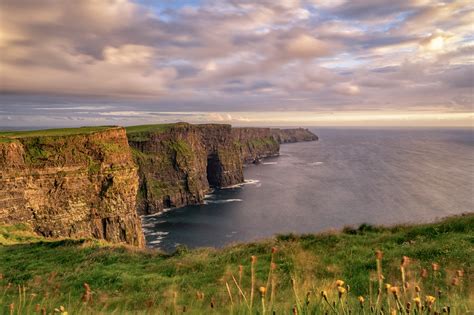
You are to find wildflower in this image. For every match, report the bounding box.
[259,286,267,296]
[425,295,436,305]
[420,268,428,278]
[413,297,422,306]
[358,296,365,307]
[431,263,440,271]
[337,286,346,298]
[385,283,392,293]
[390,286,400,297]
[401,256,410,267]
[375,250,383,260]
[335,279,345,287]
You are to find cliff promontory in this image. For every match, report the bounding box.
[271,128,319,143]
[0,127,144,247]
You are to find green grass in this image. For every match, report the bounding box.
[0,126,116,139]
[125,124,176,142]
[0,214,473,314]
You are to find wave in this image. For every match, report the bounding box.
[205,198,243,204]
[262,162,278,165]
[308,161,324,166]
[147,231,169,236]
[141,208,172,219]
[223,179,261,189]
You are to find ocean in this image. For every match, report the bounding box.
[142,128,474,252]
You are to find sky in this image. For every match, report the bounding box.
[0,0,473,127]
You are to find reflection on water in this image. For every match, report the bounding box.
[143,128,474,252]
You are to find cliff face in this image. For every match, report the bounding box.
[271,128,318,143]
[127,123,244,215]
[232,127,280,163]
[0,127,144,247]
[128,123,318,215]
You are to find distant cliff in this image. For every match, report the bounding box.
[232,127,280,163]
[0,127,144,247]
[271,128,319,143]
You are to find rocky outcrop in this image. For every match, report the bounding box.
[127,123,244,215]
[271,128,318,143]
[0,127,144,247]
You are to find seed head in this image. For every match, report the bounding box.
[320,290,328,299]
[451,277,459,286]
[385,283,392,292]
[401,256,410,267]
[375,250,383,260]
[251,255,257,263]
[271,247,278,254]
[358,296,365,304]
[431,263,440,271]
[456,270,464,277]
[413,297,421,306]
[271,262,277,270]
[415,285,421,293]
[420,268,428,278]
[335,279,345,287]
[259,286,267,296]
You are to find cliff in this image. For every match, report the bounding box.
[128,123,318,215]
[0,127,144,247]
[0,123,318,243]
[271,128,319,143]
[231,127,280,163]
[127,123,244,215]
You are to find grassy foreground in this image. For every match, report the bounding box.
[0,215,473,314]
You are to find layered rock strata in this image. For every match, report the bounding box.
[0,127,144,247]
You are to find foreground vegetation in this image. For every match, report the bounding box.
[1,214,472,314]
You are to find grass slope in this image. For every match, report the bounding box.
[0,126,116,139]
[0,215,473,314]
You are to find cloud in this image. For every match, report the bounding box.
[0,0,472,126]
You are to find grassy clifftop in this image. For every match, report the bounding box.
[1,214,472,314]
